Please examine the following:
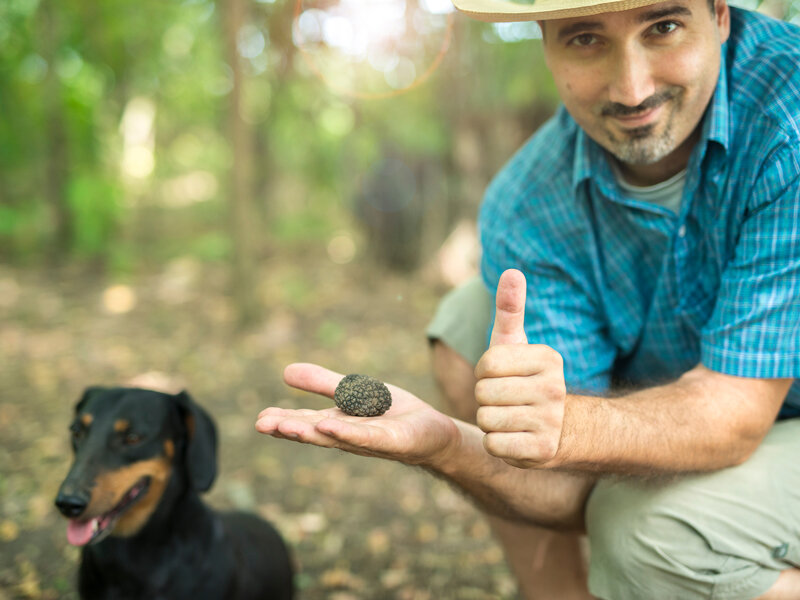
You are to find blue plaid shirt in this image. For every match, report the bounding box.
[479,7,800,418]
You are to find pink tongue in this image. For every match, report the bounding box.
[67,519,95,546]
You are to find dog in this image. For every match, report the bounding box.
[54,386,294,600]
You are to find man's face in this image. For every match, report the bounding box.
[542,0,730,184]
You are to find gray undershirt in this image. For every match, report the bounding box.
[614,167,687,214]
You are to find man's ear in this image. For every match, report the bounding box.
[715,0,730,44]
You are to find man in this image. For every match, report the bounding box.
[257,0,800,597]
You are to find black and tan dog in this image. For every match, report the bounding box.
[54,387,294,600]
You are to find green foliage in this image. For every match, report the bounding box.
[279,273,313,309]
[271,211,337,243]
[2,0,794,268]
[188,232,231,262]
[66,173,121,257]
[0,202,48,258]
[316,319,346,348]
[0,0,561,266]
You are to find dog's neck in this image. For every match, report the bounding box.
[78,475,230,600]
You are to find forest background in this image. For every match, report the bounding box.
[1,0,797,598]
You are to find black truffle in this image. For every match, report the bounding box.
[334,374,392,417]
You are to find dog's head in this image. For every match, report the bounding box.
[54,387,217,546]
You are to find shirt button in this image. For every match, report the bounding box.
[773,543,789,559]
[678,225,687,238]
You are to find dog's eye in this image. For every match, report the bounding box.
[70,423,86,440]
[123,432,143,446]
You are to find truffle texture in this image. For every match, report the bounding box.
[334,374,392,417]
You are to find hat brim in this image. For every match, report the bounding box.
[452,0,666,21]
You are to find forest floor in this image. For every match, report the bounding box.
[0,248,518,600]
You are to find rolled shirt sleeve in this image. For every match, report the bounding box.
[701,148,800,378]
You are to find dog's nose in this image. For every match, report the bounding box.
[55,492,90,518]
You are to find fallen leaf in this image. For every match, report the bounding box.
[0,520,19,542]
[320,568,365,590]
[367,528,389,554]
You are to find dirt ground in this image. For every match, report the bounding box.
[0,253,517,599]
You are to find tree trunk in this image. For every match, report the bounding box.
[40,0,71,262]
[221,0,259,326]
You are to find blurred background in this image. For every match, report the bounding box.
[1,0,797,598]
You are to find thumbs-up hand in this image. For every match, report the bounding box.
[475,269,567,469]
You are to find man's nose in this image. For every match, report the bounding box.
[608,45,656,108]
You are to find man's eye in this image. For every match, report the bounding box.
[652,21,679,35]
[570,33,597,47]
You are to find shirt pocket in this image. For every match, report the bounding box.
[677,277,718,334]
[674,235,722,335]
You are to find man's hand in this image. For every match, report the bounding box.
[255,363,461,467]
[475,269,567,469]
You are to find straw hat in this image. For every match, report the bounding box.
[452,0,665,21]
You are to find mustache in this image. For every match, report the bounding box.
[601,88,679,117]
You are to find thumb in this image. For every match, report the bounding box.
[489,269,528,346]
[283,363,343,399]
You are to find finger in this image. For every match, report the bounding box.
[255,415,279,435]
[257,406,333,421]
[483,431,558,465]
[476,405,539,433]
[474,374,533,406]
[255,407,332,435]
[256,409,325,441]
[315,418,393,455]
[475,344,560,380]
[489,269,528,347]
[275,417,343,448]
[283,363,344,399]
[504,457,533,469]
[474,367,564,406]
[256,408,390,455]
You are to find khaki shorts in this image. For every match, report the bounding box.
[426,276,494,366]
[427,276,800,600]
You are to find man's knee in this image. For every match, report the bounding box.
[431,340,479,424]
[586,481,708,598]
[426,277,493,424]
[585,479,777,600]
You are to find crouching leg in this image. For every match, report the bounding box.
[586,419,800,600]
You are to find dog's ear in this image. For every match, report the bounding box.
[173,390,218,492]
[76,387,107,413]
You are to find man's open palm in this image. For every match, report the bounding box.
[256,363,460,466]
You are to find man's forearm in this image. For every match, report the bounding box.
[553,366,789,475]
[429,419,595,530]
